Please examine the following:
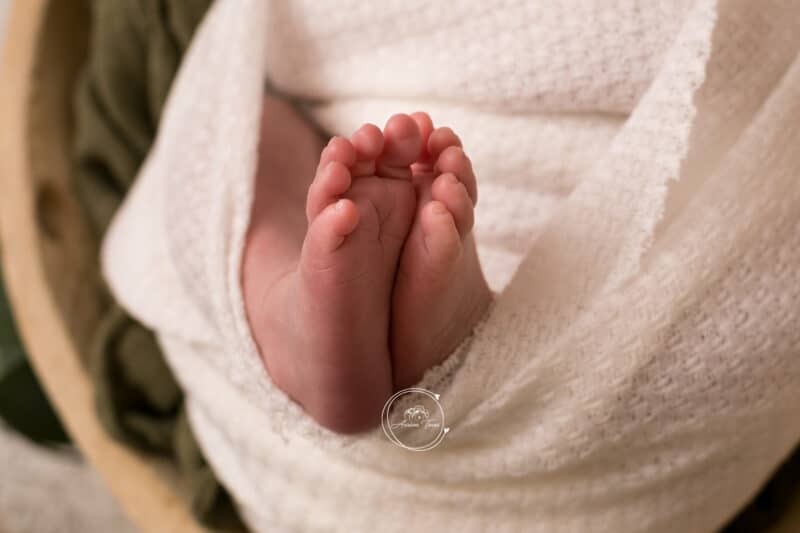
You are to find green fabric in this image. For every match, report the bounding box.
[90,307,180,452]
[73,0,212,238]
[0,274,25,381]
[72,0,244,530]
[0,266,68,444]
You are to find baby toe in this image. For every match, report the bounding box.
[430,172,474,236]
[302,199,360,264]
[317,136,358,172]
[376,114,423,179]
[427,127,462,160]
[434,145,477,205]
[306,161,353,223]
[350,123,384,177]
[419,200,462,272]
[410,112,435,163]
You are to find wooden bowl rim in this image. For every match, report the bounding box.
[0,1,209,531]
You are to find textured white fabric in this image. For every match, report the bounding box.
[102,1,800,531]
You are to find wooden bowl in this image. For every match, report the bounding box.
[0,1,208,531]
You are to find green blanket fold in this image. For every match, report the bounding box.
[0,265,68,444]
[72,0,244,530]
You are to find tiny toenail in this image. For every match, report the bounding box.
[446,174,459,185]
[335,199,347,212]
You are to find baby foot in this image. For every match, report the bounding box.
[391,113,492,389]
[243,101,420,433]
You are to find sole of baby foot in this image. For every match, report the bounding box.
[250,116,421,433]
[391,114,492,390]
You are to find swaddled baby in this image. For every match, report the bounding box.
[243,95,491,433]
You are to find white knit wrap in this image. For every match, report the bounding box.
[102,1,800,531]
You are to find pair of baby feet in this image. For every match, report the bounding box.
[243,96,490,433]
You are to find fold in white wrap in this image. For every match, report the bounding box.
[102,1,800,531]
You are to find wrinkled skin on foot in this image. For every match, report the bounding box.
[243,96,417,433]
[242,96,490,433]
[391,112,491,389]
